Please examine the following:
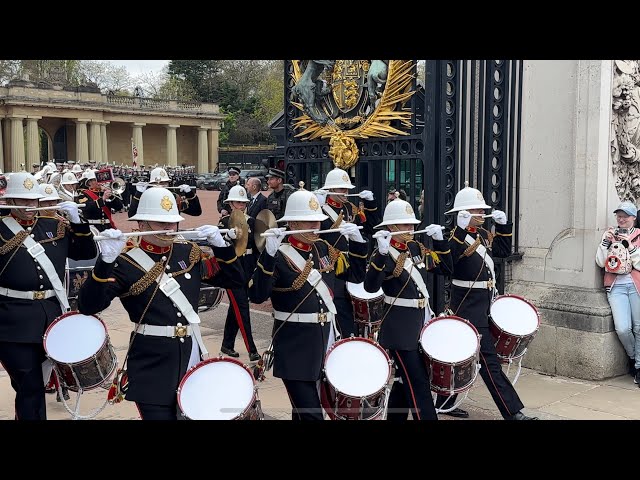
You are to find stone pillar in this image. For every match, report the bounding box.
[132,123,145,166]
[101,122,109,164]
[89,121,102,163]
[166,124,179,167]
[75,119,89,164]
[3,118,10,167]
[208,126,219,173]
[0,118,4,173]
[9,116,25,172]
[25,117,41,172]
[198,127,209,174]
[509,60,618,380]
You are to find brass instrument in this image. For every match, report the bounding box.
[229,209,248,257]
[110,177,126,200]
[253,209,277,253]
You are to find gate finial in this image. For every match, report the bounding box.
[464,180,469,188]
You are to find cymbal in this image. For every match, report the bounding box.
[229,209,248,257]
[254,209,277,253]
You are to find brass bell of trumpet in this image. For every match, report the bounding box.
[109,177,126,200]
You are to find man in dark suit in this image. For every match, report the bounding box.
[246,177,267,218]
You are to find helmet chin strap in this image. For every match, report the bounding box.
[143,221,175,244]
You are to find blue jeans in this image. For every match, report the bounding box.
[607,283,640,368]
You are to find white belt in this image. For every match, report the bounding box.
[452,279,495,290]
[383,295,427,309]
[273,310,335,324]
[87,219,110,225]
[134,323,192,338]
[0,287,56,300]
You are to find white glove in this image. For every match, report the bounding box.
[359,190,374,201]
[221,209,229,216]
[457,210,472,230]
[136,182,148,193]
[224,227,238,241]
[196,225,226,248]
[315,190,328,206]
[425,224,444,241]
[57,201,81,224]
[492,209,507,225]
[98,229,126,263]
[339,222,365,243]
[375,230,392,255]
[265,227,286,257]
[179,184,191,194]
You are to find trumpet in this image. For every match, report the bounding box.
[108,177,126,201]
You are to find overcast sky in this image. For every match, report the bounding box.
[106,60,169,76]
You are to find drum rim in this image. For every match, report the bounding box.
[419,315,481,365]
[346,281,384,299]
[323,336,392,398]
[177,356,257,420]
[43,311,109,363]
[489,294,541,334]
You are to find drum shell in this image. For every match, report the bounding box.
[43,311,117,392]
[489,294,540,364]
[419,316,480,396]
[321,337,391,420]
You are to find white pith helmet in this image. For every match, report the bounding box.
[61,172,79,185]
[128,187,184,223]
[445,181,490,214]
[225,185,250,203]
[38,183,61,202]
[71,164,82,173]
[2,172,44,200]
[320,167,356,190]
[81,169,97,182]
[149,167,170,184]
[375,199,421,228]
[278,190,328,223]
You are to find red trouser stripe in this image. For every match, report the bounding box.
[393,351,421,421]
[226,289,250,352]
[479,351,513,416]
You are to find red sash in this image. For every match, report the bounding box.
[84,189,116,229]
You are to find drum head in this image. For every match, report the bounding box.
[490,296,538,336]
[325,339,390,397]
[45,314,106,364]
[347,282,383,300]
[179,359,255,420]
[420,317,478,363]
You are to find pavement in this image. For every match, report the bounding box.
[2,189,640,420]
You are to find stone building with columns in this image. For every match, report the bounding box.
[0,83,224,173]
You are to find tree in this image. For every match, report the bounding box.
[77,61,133,93]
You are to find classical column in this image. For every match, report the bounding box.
[0,118,4,173]
[3,117,10,167]
[132,123,145,166]
[75,119,89,163]
[9,116,25,172]
[101,122,109,163]
[89,121,102,163]
[208,127,219,173]
[25,117,41,172]
[166,124,179,167]
[197,127,209,174]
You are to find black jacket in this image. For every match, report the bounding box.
[365,238,453,350]
[78,241,243,405]
[77,188,124,231]
[218,212,256,280]
[247,193,268,218]
[249,237,367,381]
[0,215,97,343]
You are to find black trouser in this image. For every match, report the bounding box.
[135,402,179,420]
[223,287,257,354]
[334,295,355,339]
[282,378,324,421]
[387,349,437,421]
[436,325,524,417]
[0,342,47,420]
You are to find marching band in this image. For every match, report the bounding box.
[0,161,540,421]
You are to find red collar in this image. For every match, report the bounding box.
[10,213,36,227]
[326,196,343,209]
[390,238,407,250]
[140,239,172,254]
[466,227,477,234]
[288,236,312,252]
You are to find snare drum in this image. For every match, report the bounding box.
[43,312,117,392]
[419,316,480,395]
[321,337,392,420]
[198,286,225,313]
[346,282,385,339]
[177,357,263,420]
[489,294,540,363]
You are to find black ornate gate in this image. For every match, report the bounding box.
[283,60,523,313]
